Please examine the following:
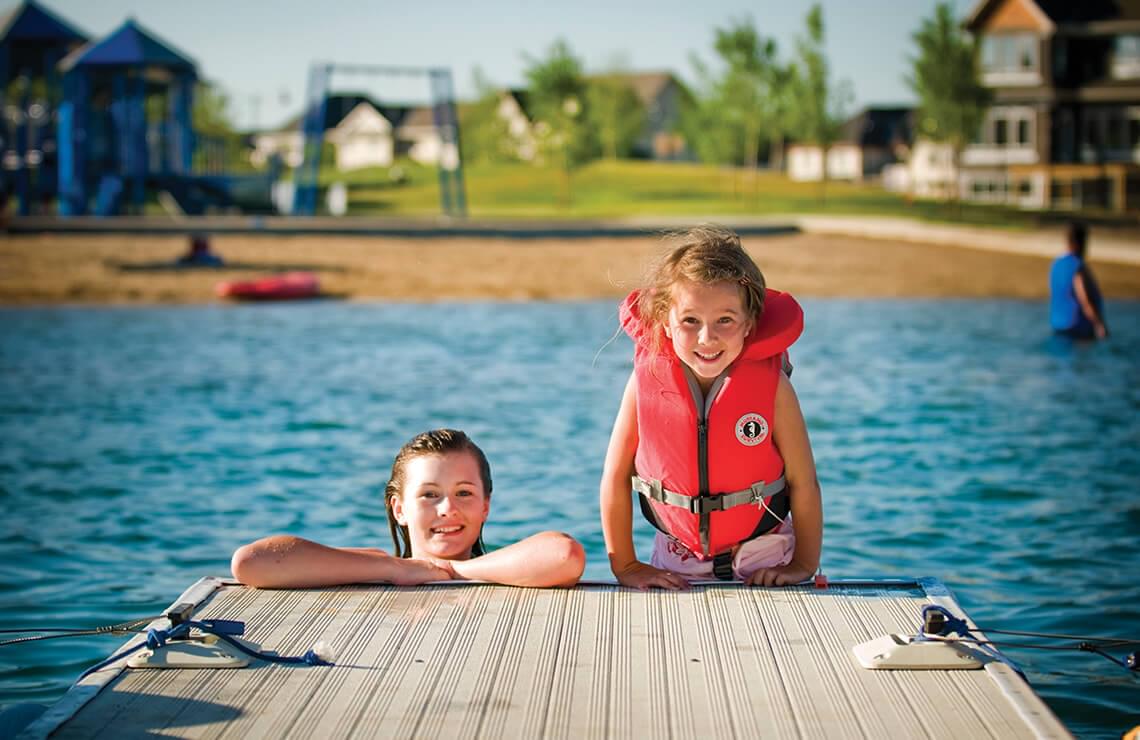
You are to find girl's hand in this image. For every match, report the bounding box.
[389,558,453,586]
[615,561,689,591]
[746,561,814,587]
[420,556,460,580]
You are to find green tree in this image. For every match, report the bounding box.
[191,80,248,172]
[906,2,991,208]
[682,19,794,195]
[585,59,645,160]
[680,52,737,166]
[715,21,775,174]
[790,4,851,201]
[193,79,237,137]
[523,39,595,205]
[459,67,515,165]
[765,61,797,172]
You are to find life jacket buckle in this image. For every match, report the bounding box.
[712,551,734,581]
[693,494,724,515]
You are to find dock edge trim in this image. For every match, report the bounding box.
[15,576,229,740]
[918,577,1073,740]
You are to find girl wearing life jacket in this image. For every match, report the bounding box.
[232,429,585,589]
[600,225,823,589]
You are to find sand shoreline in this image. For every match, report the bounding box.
[2,231,1139,305]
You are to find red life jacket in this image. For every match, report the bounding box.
[620,288,804,558]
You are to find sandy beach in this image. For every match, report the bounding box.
[2,231,1139,304]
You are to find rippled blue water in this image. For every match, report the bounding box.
[1,300,1137,737]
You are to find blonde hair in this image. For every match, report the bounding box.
[384,429,491,558]
[637,225,766,351]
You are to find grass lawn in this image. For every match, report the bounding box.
[312,158,1052,229]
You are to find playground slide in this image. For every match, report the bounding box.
[152,174,276,216]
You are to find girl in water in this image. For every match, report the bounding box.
[233,429,585,588]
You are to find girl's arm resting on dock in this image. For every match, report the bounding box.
[747,374,823,587]
[231,535,451,588]
[600,374,689,591]
[441,531,585,588]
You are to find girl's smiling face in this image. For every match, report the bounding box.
[391,451,490,560]
[665,280,754,391]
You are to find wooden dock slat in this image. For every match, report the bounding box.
[35,580,1071,740]
[473,587,549,737]
[724,586,801,737]
[826,589,938,737]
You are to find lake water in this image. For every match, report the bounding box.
[1,299,1137,737]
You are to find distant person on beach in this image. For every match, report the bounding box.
[232,429,585,588]
[176,234,224,267]
[600,225,822,590]
[1050,221,1108,340]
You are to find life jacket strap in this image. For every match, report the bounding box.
[631,475,787,515]
[712,551,734,581]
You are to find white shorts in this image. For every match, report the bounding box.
[649,519,796,581]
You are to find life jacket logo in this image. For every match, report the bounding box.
[735,413,769,446]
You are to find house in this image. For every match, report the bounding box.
[962,0,1140,211]
[787,107,913,182]
[490,72,691,163]
[496,89,538,161]
[393,104,463,169]
[252,94,469,171]
[883,138,961,198]
[325,102,395,170]
[251,94,403,170]
[611,71,691,160]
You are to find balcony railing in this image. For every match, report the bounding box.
[961,145,1039,166]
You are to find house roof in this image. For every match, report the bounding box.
[1033,0,1140,23]
[585,70,682,105]
[397,104,436,130]
[0,0,86,45]
[323,102,408,143]
[964,0,1140,30]
[495,71,685,124]
[275,95,418,134]
[59,18,195,73]
[838,107,913,148]
[279,94,375,131]
[503,88,533,119]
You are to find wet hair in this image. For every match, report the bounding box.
[637,224,767,353]
[384,429,492,558]
[1067,220,1087,258]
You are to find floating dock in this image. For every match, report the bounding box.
[20,577,1071,739]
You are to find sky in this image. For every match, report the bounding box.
[43,0,975,131]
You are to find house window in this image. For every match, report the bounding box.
[1053,38,1068,80]
[1130,118,1140,150]
[1086,117,1101,147]
[1107,116,1125,149]
[995,119,1008,145]
[1117,35,1140,57]
[1017,119,1031,146]
[1113,35,1140,78]
[983,34,1038,74]
[1018,37,1037,70]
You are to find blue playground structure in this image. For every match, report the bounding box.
[2,1,465,221]
[54,17,276,217]
[292,62,467,218]
[0,0,86,215]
